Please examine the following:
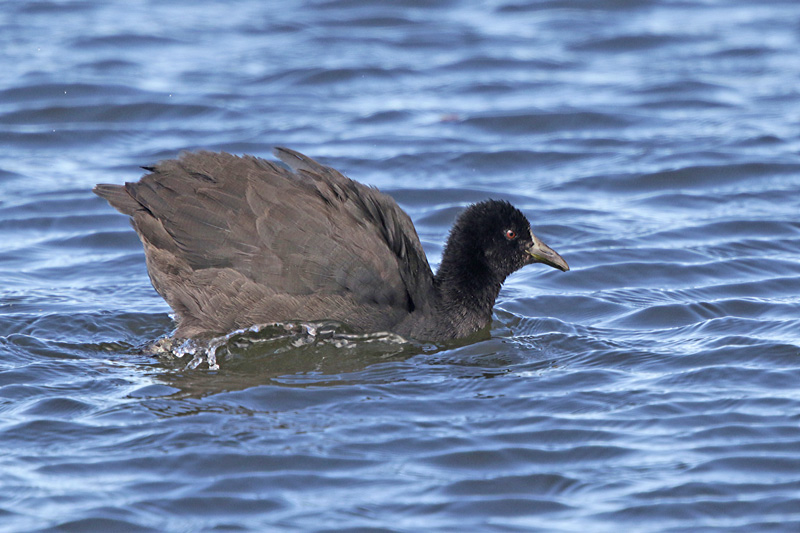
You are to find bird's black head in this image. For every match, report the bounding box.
[430,199,569,337]
[442,199,569,283]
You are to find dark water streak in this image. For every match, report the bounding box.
[2,0,800,531]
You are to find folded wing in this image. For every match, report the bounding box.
[94,149,434,337]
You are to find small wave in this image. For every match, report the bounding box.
[71,33,182,49]
[571,33,692,52]
[464,110,633,134]
[1,102,230,125]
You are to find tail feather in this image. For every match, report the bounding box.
[93,183,142,216]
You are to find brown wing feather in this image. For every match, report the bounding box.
[94,150,434,337]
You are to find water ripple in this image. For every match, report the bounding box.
[2,0,800,530]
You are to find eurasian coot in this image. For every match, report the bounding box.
[94,148,568,341]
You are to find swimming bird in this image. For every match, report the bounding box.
[94,148,568,341]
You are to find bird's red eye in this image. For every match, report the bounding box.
[505,229,517,240]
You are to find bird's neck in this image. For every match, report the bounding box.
[434,252,503,336]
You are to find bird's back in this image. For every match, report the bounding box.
[94,149,435,338]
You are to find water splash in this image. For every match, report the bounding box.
[148,322,408,370]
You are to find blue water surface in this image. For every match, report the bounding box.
[2,0,800,531]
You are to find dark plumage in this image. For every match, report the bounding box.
[94,148,568,341]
